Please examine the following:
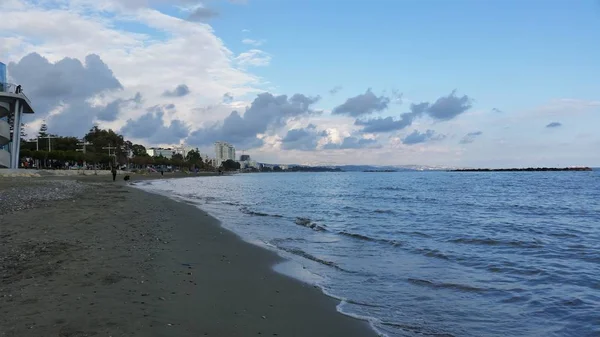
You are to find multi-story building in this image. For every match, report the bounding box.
[214,141,235,167]
[147,147,175,159]
[1,62,35,168]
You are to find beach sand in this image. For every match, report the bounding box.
[0,174,376,337]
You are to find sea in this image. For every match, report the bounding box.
[133,170,600,337]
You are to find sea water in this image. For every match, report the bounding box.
[134,171,600,337]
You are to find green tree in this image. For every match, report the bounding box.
[171,153,184,168]
[84,126,125,164]
[38,123,48,138]
[131,144,147,156]
[53,136,79,152]
[185,149,202,164]
[221,159,240,171]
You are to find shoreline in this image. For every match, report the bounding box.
[0,175,376,337]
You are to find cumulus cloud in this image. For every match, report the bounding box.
[120,105,190,144]
[7,52,126,135]
[354,92,472,134]
[236,49,271,67]
[187,6,219,22]
[281,124,326,151]
[2,1,262,139]
[8,53,122,115]
[222,92,234,103]
[162,84,190,97]
[402,130,445,145]
[460,131,483,144]
[242,38,265,46]
[332,89,390,117]
[427,90,473,120]
[323,135,379,150]
[329,85,342,95]
[97,92,142,122]
[546,122,562,128]
[187,92,321,148]
[354,102,427,133]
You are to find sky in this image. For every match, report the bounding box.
[1,0,599,167]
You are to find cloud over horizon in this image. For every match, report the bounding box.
[402,130,445,145]
[546,122,562,128]
[332,89,390,117]
[162,84,190,97]
[460,131,483,144]
[355,91,472,134]
[2,0,598,167]
[187,93,321,149]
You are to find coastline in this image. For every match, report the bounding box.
[0,175,376,337]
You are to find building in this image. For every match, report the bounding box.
[1,62,35,168]
[240,154,250,162]
[214,141,235,167]
[147,147,175,159]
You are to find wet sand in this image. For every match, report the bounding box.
[0,175,376,336]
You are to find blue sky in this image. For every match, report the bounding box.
[1,0,599,167]
[211,0,600,110]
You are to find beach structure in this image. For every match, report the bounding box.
[0,62,35,168]
[214,141,235,167]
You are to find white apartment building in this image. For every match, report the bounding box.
[214,141,235,167]
[147,147,175,159]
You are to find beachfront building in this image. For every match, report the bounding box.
[0,62,35,168]
[214,141,235,167]
[147,147,175,159]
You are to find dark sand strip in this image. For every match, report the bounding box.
[0,176,376,337]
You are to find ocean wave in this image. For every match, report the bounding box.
[373,209,395,215]
[415,248,451,260]
[449,237,543,248]
[378,320,456,337]
[407,278,487,293]
[486,264,547,276]
[240,207,284,218]
[339,231,402,246]
[378,186,406,191]
[222,201,242,206]
[277,246,339,269]
[409,231,432,238]
[294,217,327,231]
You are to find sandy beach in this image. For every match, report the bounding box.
[0,174,376,337]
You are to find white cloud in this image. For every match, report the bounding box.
[235,49,272,67]
[1,0,265,146]
[242,38,265,46]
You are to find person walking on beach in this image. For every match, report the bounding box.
[111,166,117,182]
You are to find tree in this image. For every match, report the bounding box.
[84,126,125,164]
[172,153,184,161]
[131,144,147,156]
[221,159,240,171]
[186,149,202,164]
[53,137,79,152]
[38,123,48,138]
